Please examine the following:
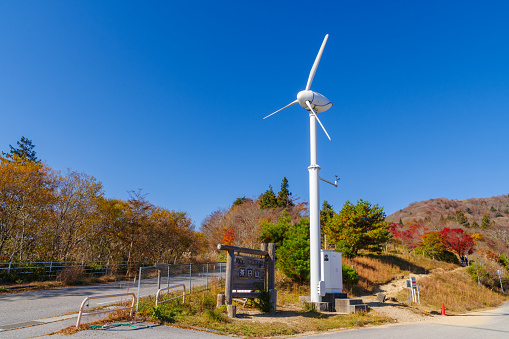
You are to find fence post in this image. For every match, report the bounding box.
[106,261,109,275]
[8,262,11,274]
[48,261,53,278]
[225,249,234,305]
[206,263,209,290]
[157,270,161,291]
[136,267,142,312]
[189,264,192,294]
[167,265,170,288]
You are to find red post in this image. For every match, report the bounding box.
[441,303,445,315]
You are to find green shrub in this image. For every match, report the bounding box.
[276,218,310,282]
[440,250,460,264]
[500,254,509,271]
[150,305,177,323]
[336,241,356,259]
[252,289,274,313]
[204,308,228,322]
[342,264,359,285]
[467,263,489,285]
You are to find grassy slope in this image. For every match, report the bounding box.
[344,249,508,313]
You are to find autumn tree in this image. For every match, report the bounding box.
[201,209,228,251]
[146,208,198,263]
[401,224,429,250]
[325,199,391,257]
[48,170,103,260]
[439,228,474,256]
[0,155,55,261]
[320,201,334,228]
[418,232,446,260]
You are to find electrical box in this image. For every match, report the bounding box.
[321,250,343,294]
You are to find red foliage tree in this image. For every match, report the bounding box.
[389,222,403,238]
[221,227,235,245]
[439,227,474,256]
[390,223,429,250]
[401,224,429,249]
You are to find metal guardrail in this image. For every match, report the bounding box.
[155,284,186,306]
[76,293,136,328]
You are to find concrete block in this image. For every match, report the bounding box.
[335,298,366,314]
[350,304,368,313]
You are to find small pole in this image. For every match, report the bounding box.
[206,263,209,290]
[157,270,161,291]
[268,243,275,291]
[49,261,53,278]
[189,263,192,294]
[8,262,11,275]
[167,265,170,288]
[136,267,142,312]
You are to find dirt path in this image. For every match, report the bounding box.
[361,267,468,323]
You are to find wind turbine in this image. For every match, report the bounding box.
[264,34,333,303]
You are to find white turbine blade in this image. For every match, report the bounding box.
[305,34,329,91]
[306,101,331,140]
[263,100,298,119]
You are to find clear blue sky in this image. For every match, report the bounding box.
[1,1,508,228]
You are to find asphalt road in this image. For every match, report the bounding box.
[2,274,508,339]
[0,271,214,338]
[311,300,509,339]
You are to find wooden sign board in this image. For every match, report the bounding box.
[232,255,265,291]
[217,243,276,316]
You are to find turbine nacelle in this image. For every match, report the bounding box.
[297,90,333,113]
[264,34,333,140]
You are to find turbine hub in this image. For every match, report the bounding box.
[297,90,314,108]
[297,90,333,113]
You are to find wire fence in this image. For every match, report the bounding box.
[0,261,224,284]
[136,262,225,311]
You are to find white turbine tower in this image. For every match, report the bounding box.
[264,34,333,303]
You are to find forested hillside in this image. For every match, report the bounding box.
[387,195,509,255]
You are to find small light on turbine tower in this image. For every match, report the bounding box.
[263,34,335,304]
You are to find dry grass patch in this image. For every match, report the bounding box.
[398,268,508,313]
[343,251,460,295]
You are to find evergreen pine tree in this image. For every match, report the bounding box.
[481,214,492,229]
[3,136,38,162]
[259,185,278,209]
[276,177,294,208]
[232,196,247,206]
[320,201,334,228]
